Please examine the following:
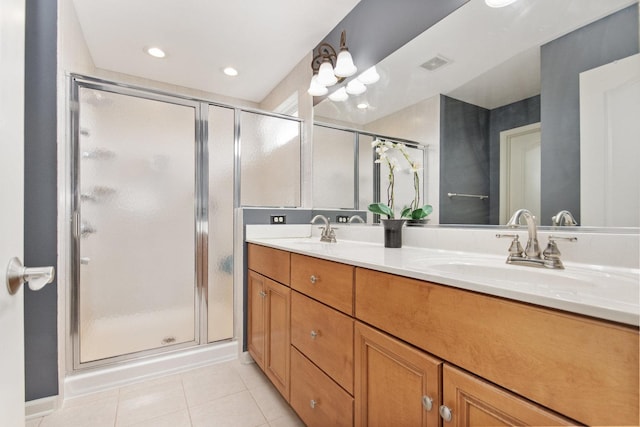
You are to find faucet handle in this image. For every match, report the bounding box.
[543,236,577,269]
[496,234,524,257]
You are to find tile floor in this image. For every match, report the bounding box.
[27,359,305,427]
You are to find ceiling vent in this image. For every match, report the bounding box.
[420,55,451,71]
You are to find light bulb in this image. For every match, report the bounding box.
[317,60,338,86]
[485,0,518,7]
[307,75,328,97]
[334,50,357,77]
[223,67,238,76]
[357,66,380,85]
[346,79,367,95]
[328,87,348,102]
[146,47,166,58]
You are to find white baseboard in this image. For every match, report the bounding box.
[25,395,58,420]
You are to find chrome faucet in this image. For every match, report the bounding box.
[506,209,540,258]
[310,214,336,243]
[499,209,577,269]
[348,215,365,223]
[551,210,578,226]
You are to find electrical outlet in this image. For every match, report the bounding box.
[337,215,349,223]
[270,215,286,224]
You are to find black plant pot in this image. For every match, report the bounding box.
[381,219,406,248]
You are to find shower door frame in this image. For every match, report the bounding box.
[68,75,210,370]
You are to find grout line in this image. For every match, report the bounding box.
[179,376,195,426]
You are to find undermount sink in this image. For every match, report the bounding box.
[423,260,639,306]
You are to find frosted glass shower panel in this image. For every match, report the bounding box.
[78,88,196,363]
[208,105,235,342]
[312,125,355,208]
[240,112,301,207]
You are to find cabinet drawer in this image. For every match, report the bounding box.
[355,267,639,426]
[291,253,354,315]
[290,347,353,427]
[248,244,290,285]
[291,291,354,394]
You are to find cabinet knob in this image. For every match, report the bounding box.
[310,275,318,284]
[259,290,266,298]
[439,405,452,422]
[422,395,433,411]
[310,399,317,409]
[310,330,318,339]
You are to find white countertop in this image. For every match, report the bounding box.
[246,232,640,327]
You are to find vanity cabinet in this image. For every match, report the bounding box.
[355,267,639,426]
[247,245,291,400]
[246,243,639,426]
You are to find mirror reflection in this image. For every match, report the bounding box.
[313,0,639,227]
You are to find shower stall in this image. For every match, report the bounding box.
[67,76,301,374]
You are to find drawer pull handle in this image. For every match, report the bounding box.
[310,399,318,409]
[310,275,318,284]
[439,405,452,422]
[310,330,318,339]
[422,395,433,411]
[259,290,266,298]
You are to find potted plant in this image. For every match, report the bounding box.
[368,139,432,246]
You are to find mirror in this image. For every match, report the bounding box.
[313,0,639,227]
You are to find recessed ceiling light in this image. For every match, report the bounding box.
[146,47,166,58]
[485,0,518,7]
[357,103,369,110]
[223,67,239,77]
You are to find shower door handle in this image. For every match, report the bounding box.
[80,257,91,265]
[6,257,55,295]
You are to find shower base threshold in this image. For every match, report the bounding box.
[64,340,238,398]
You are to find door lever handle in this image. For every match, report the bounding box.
[6,257,55,295]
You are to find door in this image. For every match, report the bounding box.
[499,123,541,224]
[73,84,198,365]
[354,322,442,427]
[580,53,640,227]
[1,0,26,424]
[247,270,266,369]
[441,365,573,426]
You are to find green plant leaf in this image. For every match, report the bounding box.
[400,207,412,218]
[411,205,433,219]
[368,202,394,218]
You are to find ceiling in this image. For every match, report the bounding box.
[314,0,637,125]
[72,0,361,103]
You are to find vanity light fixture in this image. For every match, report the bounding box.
[346,79,367,95]
[223,67,239,77]
[146,47,166,58]
[356,66,380,85]
[308,30,357,94]
[328,87,348,102]
[485,0,518,8]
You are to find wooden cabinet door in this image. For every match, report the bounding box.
[354,322,442,427]
[442,365,575,426]
[265,278,291,400]
[247,270,266,370]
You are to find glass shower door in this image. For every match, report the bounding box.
[76,87,198,364]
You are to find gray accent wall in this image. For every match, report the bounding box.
[540,4,639,225]
[439,96,490,224]
[24,0,59,401]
